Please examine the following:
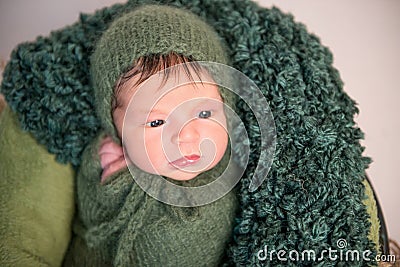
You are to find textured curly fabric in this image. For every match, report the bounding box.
[1,0,378,266]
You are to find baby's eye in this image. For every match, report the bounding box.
[146,119,165,127]
[198,110,212,119]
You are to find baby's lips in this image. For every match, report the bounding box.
[185,154,200,161]
[170,154,200,168]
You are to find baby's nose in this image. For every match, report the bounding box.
[172,120,200,144]
[179,121,200,143]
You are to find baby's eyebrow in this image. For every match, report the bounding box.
[193,98,224,107]
[138,98,223,115]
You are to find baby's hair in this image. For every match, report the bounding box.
[112,52,204,111]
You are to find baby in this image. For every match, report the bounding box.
[64,5,239,266]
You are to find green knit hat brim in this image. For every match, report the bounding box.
[90,5,230,140]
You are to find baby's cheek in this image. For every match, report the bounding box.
[143,135,165,168]
[216,130,229,158]
[203,123,228,163]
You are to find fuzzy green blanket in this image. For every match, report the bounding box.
[1,0,382,265]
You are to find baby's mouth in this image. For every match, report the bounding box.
[170,154,201,168]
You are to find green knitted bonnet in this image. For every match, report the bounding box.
[91,4,230,140]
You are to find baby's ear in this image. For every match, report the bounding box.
[0,104,75,266]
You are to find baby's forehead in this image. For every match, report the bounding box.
[118,83,223,118]
[117,65,219,101]
[130,80,221,102]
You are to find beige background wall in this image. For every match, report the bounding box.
[0,0,398,242]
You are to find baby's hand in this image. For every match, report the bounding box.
[99,136,126,182]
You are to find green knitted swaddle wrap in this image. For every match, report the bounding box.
[1,0,379,266]
[64,134,237,266]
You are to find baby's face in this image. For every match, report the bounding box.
[113,68,228,181]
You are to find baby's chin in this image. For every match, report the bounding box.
[160,161,220,181]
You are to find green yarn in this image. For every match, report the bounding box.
[0,0,378,266]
